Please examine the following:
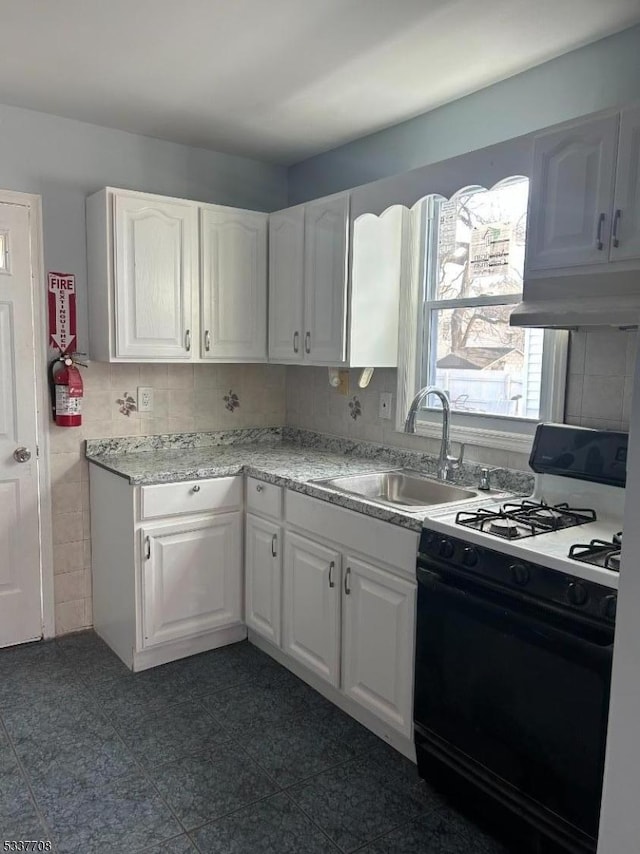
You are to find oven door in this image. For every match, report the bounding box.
[414,561,613,847]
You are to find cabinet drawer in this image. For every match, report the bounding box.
[246,477,282,520]
[140,476,242,520]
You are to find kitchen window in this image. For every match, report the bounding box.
[398,177,567,453]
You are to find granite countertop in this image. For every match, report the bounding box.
[86,430,524,532]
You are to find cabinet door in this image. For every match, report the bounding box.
[611,105,640,262]
[201,207,268,361]
[342,556,416,737]
[303,193,349,364]
[114,194,197,360]
[526,115,618,271]
[269,207,305,362]
[245,514,281,646]
[283,532,341,687]
[141,513,242,648]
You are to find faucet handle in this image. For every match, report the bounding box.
[478,467,492,491]
[446,443,465,472]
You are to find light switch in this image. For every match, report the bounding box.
[379,392,393,420]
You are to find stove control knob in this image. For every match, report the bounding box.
[462,547,479,568]
[567,581,589,607]
[439,538,455,559]
[601,594,617,621]
[509,563,530,586]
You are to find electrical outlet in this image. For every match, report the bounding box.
[379,392,393,420]
[137,387,154,413]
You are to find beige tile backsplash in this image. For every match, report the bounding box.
[49,330,636,636]
[49,362,287,635]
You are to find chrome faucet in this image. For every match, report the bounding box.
[404,386,465,482]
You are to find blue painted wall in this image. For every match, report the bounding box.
[288,24,640,204]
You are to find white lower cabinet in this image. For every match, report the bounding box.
[283,532,341,687]
[278,512,417,740]
[245,514,282,646]
[342,555,416,738]
[141,513,242,648]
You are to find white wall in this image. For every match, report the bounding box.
[288,24,640,203]
[0,102,287,353]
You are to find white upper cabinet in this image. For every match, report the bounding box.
[611,104,640,263]
[526,114,619,272]
[268,193,406,367]
[86,188,268,362]
[200,206,268,361]
[303,193,349,364]
[268,206,305,362]
[93,192,198,361]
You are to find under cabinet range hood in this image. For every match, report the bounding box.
[510,272,640,329]
[510,295,640,329]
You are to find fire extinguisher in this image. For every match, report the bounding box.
[49,354,85,427]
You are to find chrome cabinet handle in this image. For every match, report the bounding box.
[13,447,31,463]
[144,536,151,560]
[344,566,351,595]
[204,330,211,352]
[293,331,300,353]
[328,561,335,588]
[271,534,278,558]
[596,212,606,250]
[304,331,311,354]
[612,209,622,248]
[191,484,201,493]
[256,484,264,493]
[185,329,191,351]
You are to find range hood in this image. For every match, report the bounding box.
[510,271,640,329]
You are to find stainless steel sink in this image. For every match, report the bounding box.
[313,469,478,511]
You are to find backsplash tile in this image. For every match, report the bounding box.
[565,329,636,431]
[50,363,286,635]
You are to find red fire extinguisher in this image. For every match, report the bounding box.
[50,355,84,427]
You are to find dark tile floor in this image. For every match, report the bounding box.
[0,632,509,853]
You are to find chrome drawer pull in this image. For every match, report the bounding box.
[256,484,264,493]
[191,484,201,493]
[596,212,606,250]
[612,209,622,248]
[272,534,278,558]
[328,561,335,588]
[144,536,151,560]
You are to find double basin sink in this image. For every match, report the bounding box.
[313,469,478,513]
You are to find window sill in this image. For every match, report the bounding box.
[413,419,535,455]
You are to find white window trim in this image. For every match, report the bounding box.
[395,191,569,456]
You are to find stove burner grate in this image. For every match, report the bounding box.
[456,500,597,541]
[569,539,621,571]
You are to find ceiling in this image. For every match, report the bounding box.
[2,0,640,164]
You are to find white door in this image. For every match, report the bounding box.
[201,206,267,361]
[268,206,305,362]
[283,532,341,686]
[526,115,619,271]
[342,556,416,737]
[141,513,242,648]
[114,193,197,360]
[303,193,349,364]
[610,104,640,262]
[0,202,42,647]
[245,514,281,645]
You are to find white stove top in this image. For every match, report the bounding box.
[424,474,625,590]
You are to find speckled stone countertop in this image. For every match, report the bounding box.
[86,428,530,532]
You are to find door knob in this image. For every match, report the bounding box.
[14,447,31,463]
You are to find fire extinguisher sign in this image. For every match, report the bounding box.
[48,272,77,354]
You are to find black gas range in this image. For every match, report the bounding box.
[414,424,628,854]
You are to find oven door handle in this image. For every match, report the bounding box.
[417,567,613,656]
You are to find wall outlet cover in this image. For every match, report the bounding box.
[137,387,154,412]
[379,392,393,420]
